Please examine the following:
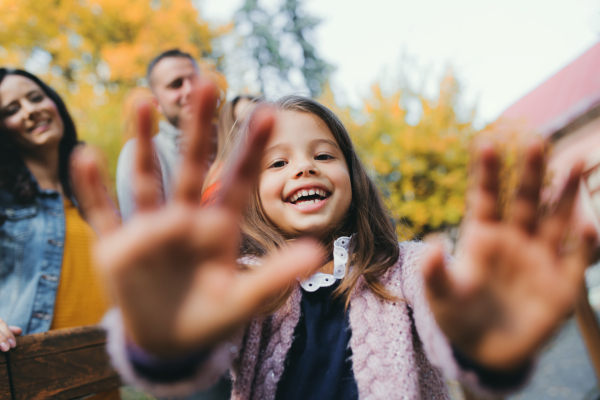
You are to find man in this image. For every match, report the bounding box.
[116,49,200,220]
[115,50,231,400]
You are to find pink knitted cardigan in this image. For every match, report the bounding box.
[104,242,504,400]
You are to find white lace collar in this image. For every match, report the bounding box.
[300,235,353,292]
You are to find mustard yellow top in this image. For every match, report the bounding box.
[51,199,120,400]
[50,199,109,330]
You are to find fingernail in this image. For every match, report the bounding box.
[0,342,9,352]
[8,339,16,348]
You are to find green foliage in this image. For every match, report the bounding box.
[234,0,333,96]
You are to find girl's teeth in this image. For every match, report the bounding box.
[289,188,329,204]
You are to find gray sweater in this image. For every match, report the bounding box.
[116,121,183,221]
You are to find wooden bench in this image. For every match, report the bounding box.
[0,326,121,400]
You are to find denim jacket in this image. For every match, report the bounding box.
[0,187,66,334]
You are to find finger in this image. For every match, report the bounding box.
[71,148,120,236]
[234,239,324,314]
[562,224,597,288]
[540,162,584,248]
[422,244,453,299]
[469,144,501,222]
[134,102,161,212]
[8,326,22,336]
[0,320,16,350]
[510,140,544,233]
[175,82,219,204]
[218,106,275,214]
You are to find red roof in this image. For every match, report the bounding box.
[500,41,600,137]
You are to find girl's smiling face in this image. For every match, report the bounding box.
[0,75,64,155]
[259,110,352,239]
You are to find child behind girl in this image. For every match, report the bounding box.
[74,82,596,400]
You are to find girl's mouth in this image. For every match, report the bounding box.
[286,188,330,206]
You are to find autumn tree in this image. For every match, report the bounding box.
[0,0,227,195]
[353,72,476,239]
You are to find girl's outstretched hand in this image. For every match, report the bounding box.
[422,142,597,371]
[71,82,323,359]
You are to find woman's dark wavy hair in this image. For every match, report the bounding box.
[0,68,79,204]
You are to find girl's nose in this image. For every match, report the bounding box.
[294,160,318,177]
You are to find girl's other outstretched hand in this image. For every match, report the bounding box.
[422,141,597,371]
[71,82,323,359]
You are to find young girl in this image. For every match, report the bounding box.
[73,81,596,400]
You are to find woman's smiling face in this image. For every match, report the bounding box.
[258,110,352,239]
[0,75,64,155]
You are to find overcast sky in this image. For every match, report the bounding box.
[200,0,600,126]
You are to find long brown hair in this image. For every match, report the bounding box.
[234,96,400,310]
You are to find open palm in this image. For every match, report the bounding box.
[423,144,596,371]
[72,82,323,358]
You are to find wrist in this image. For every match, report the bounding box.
[126,336,210,383]
[452,345,532,389]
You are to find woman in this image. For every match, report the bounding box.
[0,68,118,399]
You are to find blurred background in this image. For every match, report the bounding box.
[2,0,600,399]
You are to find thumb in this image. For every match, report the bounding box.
[9,326,22,336]
[235,239,325,314]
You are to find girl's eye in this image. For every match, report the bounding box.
[315,153,333,161]
[269,160,287,169]
[31,95,44,103]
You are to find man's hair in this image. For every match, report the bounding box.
[146,49,199,86]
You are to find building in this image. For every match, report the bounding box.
[499,41,600,237]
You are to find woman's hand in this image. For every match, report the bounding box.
[0,318,21,352]
[422,142,596,371]
[72,82,323,359]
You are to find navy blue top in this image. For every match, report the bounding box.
[275,282,359,400]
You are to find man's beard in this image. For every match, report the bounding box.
[166,114,180,128]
